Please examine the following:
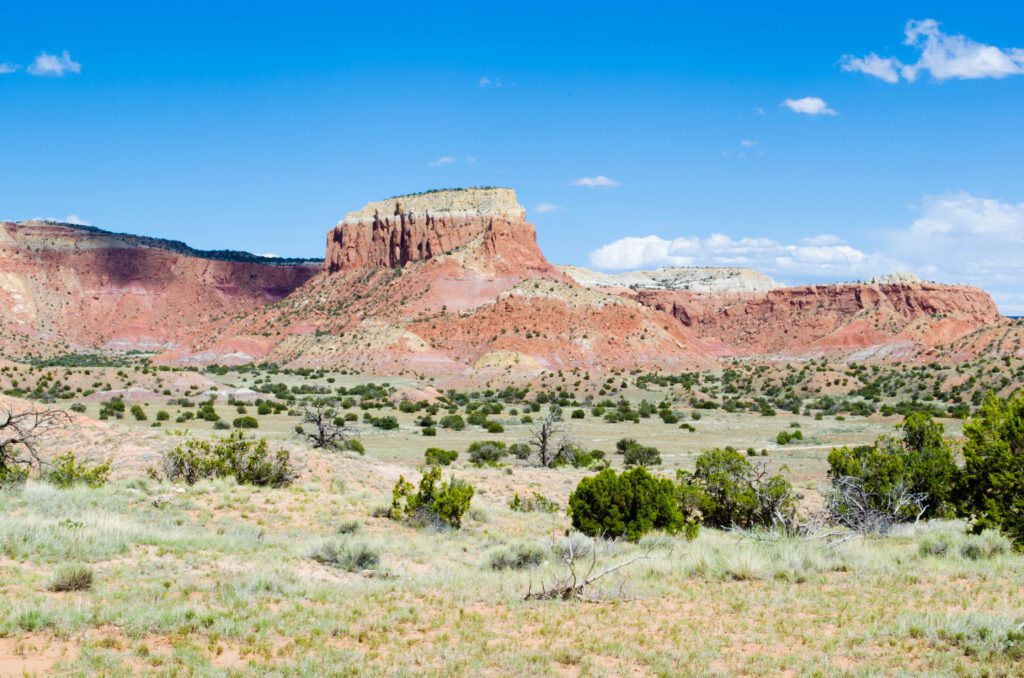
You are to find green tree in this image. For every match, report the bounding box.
[958,392,1024,547]
[568,467,684,541]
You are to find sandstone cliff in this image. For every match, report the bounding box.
[634,280,1003,360]
[324,188,546,274]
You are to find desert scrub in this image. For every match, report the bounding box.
[918,527,1012,560]
[43,452,110,489]
[46,563,94,591]
[509,492,559,513]
[162,431,295,487]
[390,465,474,529]
[488,542,546,570]
[308,538,380,571]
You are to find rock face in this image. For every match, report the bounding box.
[633,280,1003,359]
[324,188,545,274]
[0,220,319,354]
[559,265,780,293]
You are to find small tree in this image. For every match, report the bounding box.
[958,391,1024,547]
[0,407,70,484]
[568,467,685,541]
[298,404,350,451]
[529,411,564,467]
[828,412,957,520]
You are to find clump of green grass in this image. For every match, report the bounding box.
[47,563,95,592]
[308,539,380,572]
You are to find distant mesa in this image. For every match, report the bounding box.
[560,265,781,294]
[870,272,922,285]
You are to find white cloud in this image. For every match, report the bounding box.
[534,203,562,213]
[753,106,766,116]
[842,19,1024,83]
[571,175,621,188]
[840,54,902,84]
[589,233,892,278]
[478,76,502,88]
[588,191,1024,313]
[63,213,91,226]
[27,50,81,77]
[464,155,476,164]
[258,253,280,258]
[0,62,19,74]
[429,156,457,168]
[781,97,837,116]
[739,139,759,147]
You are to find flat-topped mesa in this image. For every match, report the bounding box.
[325,188,534,272]
[560,265,781,294]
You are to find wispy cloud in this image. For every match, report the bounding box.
[781,97,837,116]
[0,62,20,74]
[534,203,562,213]
[478,76,502,88]
[571,175,621,188]
[27,50,81,77]
[429,156,457,168]
[840,54,902,84]
[739,139,759,148]
[842,19,1024,83]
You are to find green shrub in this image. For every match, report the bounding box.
[424,447,458,466]
[568,467,685,541]
[829,412,958,521]
[344,439,366,455]
[623,443,662,468]
[130,404,147,421]
[46,564,94,592]
[509,492,559,513]
[488,542,545,570]
[162,432,295,487]
[958,392,1024,547]
[483,420,504,434]
[678,448,796,529]
[390,465,474,529]
[467,440,507,466]
[439,414,465,431]
[509,443,532,459]
[422,426,437,436]
[233,416,259,429]
[43,452,110,489]
[156,410,170,421]
[776,429,803,445]
[309,539,380,571]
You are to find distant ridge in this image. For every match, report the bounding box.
[18,220,323,266]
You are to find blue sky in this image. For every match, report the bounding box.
[3,2,1024,311]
